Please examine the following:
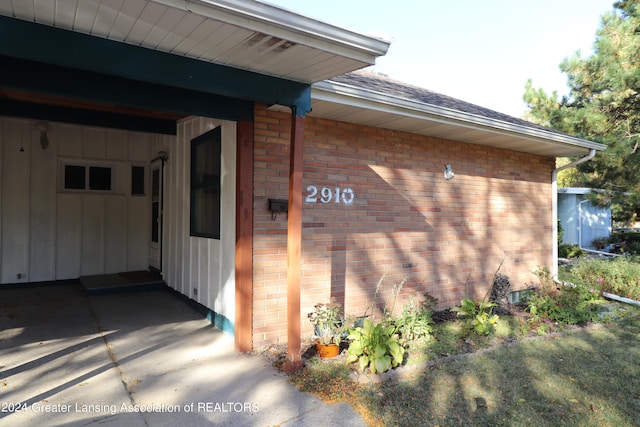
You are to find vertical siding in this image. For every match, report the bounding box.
[0,119,30,283]
[29,121,56,282]
[163,117,236,326]
[0,117,164,284]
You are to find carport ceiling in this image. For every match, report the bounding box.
[0,0,389,84]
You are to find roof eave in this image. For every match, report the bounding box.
[312,80,606,156]
[151,0,391,71]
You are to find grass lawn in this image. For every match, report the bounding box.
[290,309,640,427]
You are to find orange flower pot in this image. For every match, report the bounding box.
[316,343,340,358]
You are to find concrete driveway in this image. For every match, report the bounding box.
[0,284,367,426]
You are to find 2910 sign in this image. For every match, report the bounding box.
[305,185,354,205]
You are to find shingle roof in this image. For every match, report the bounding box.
[328,70,565,137]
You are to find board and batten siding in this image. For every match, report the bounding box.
[163,117,236,329]
[0,117,164,284]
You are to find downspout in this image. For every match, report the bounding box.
[552,149,596,284]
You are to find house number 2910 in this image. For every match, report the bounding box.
[305,185,354,205]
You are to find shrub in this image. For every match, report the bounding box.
[526,267,603,325]
[524,284,601,325]
[558,243,586,258]
[569,257,640,300]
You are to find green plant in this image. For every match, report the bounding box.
[346,318,405,374]
[558,243,586,258]
[308,298,343,345]
[526,267,604,325]
[450,298,499,336]
[569,257,640,300]
[392,296,433,341]
[524,284,602,325]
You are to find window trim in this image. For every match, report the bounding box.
[60,161,114,193]
[189,127,222,239]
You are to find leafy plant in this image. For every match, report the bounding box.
[346,318,404,374]
[558,243,586,258]
[392,296,433,341]
[308,298,343,345]
[526,267,603,325]
[450,298,499,336]
[524,284,602,325]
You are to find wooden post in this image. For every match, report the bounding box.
[235,120,254,353]
[283,113,305,372]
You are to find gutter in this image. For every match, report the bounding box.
[150,0,390,62]
[552,149,597,283]
[312,81,607,153]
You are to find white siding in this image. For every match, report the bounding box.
[1,119,30,283]
[163,117,236,324]
[0,117,165,283]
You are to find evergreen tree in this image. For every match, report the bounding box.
[524,0,640,223]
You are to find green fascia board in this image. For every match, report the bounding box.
[1,56,253,122]
[0,16,312,116]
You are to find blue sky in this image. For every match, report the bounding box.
[265,0,615,117]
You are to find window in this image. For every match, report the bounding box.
[190,127,221,239]
[63,164,112,191]
[132,165,145,195]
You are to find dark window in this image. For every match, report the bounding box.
[190,127,221,239]
[64,165,86,190]
[132,166,145,195]
[89,167,112,191]
[64,164,112,191]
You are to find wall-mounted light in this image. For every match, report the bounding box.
[444,163,455,180]
[36,122,49,150]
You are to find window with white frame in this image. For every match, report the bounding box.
[63,163,113,191]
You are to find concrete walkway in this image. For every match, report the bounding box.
[0,284,367,426]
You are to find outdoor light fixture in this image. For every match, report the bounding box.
[444,163,454,180]
[36,122,49,150]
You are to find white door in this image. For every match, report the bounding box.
[149,161,163,271]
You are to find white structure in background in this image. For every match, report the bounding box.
[558,188,612,248]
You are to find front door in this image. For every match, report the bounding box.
[149,160,163,272]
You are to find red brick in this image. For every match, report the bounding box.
[251,104,554,348]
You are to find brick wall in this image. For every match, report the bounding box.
[252,104,554,349]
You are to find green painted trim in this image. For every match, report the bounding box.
[207,310,236,336]
[0,56,253,122]
[0,16,312,115]
[167,288,235,337]
[0,99,177,135]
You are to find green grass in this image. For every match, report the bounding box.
[291,310,640,427]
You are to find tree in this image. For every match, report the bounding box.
[524,0,640,223]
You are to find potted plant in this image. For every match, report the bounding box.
[307,298,343,358]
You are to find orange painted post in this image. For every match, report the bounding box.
[283,113,305,372]
[235,120,254,353]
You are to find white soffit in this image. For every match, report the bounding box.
[0,0,390,83]
[310,80,606,158]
